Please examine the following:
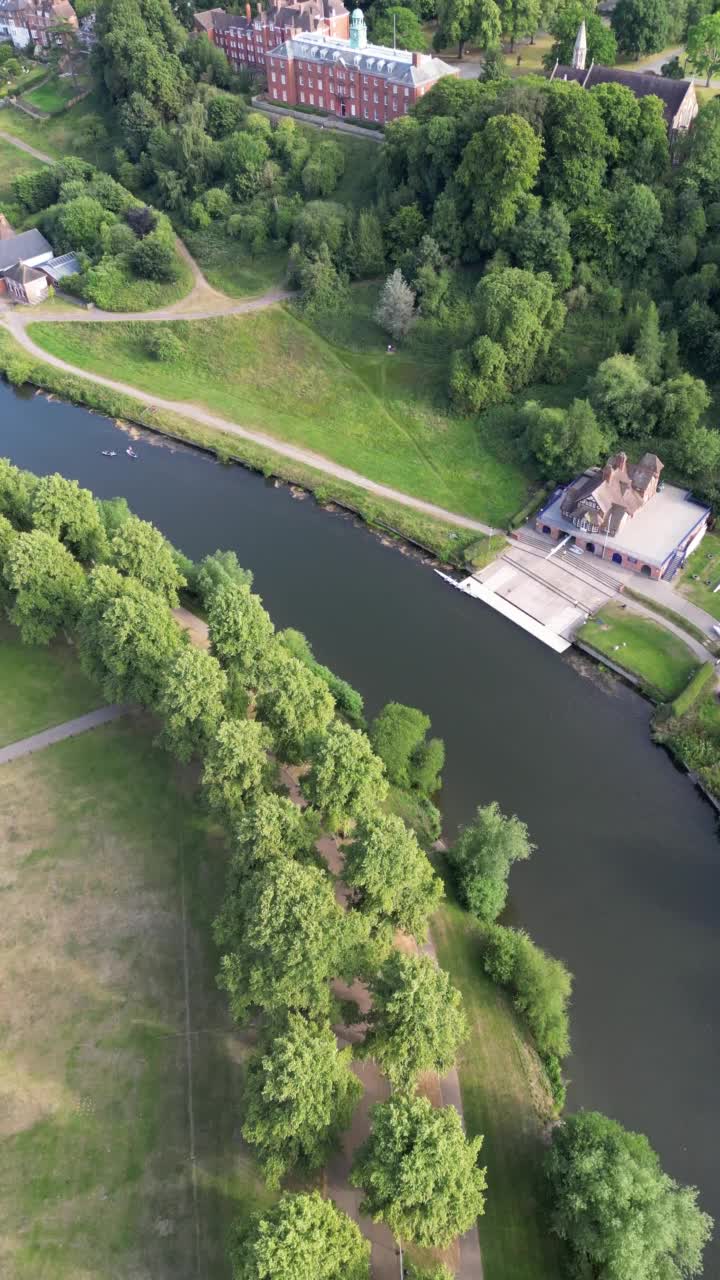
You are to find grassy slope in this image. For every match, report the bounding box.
[0,135,45,209]
[0,715,272,1280]
[579,602,699,700]
[29,305,531,526]
[0,623,103,747]
[432,890,560,1280]
[680,530,720,621]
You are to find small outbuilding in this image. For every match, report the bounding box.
[1,260,48,305]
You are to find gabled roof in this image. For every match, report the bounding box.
[0,229,52,273]
[269,33,456,84]
[3,261,46,285]
[549,62,695,127]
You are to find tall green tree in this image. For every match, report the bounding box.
[109,514,185,605]
[687,12,720,84]
[545,1111,713,1280]
[4,530,86,645]
[202,717,271,816]
[612,0,669,56]
[0,458,37,527]
[475,266,566,388]
[548,3,617,64]
[450,800,535,923]
[304,723,388,830]
[589,353,651,435]
[523,398,608,480]
[214,858,344,1022]
[157,645,227,762]
[78,565,183,707]
[232,791,320,874]
[229,1192,370,1280]
[207,581,275,687]
[542,81,609,206]
[371,4,429,49]
[243,1014,362,1187]
[351,1094,486,1248]
[369,701,444,793]
[500,0,541,48]
[458,113,543,242]
[256,647,335,763]
[434,0,502,57]
[362,951,467,1087]
[343,812,443,940]
[30,473,107,563]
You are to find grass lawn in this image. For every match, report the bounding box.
[0,134,45,211]
[0,623,103,748]
[679,530,720,621]
[579,602,700,700]
[29,305,533,526]
[23,75,82,115]
[0,711,272,1279]
[432,887,560,1280]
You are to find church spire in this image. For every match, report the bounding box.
[572,19,587,70]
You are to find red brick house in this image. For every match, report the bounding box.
[194,0,349,75]
[536,453,711,580]
[265,8,458,123]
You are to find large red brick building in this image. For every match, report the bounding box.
[265,8,458,123]
[194,0,349,75]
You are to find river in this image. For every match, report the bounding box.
[2,382,719,1259]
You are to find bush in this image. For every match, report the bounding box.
[146,328,184,362]
[670,661,715,717]
[483,924,572,1101]
[131,233,179,282]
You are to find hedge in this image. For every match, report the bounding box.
[670,661,715,718]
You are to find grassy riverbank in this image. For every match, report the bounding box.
[432,890,560,1280]
[0,329,500,564]
[28,308,530,526]
[0,702,272,1279]
[579,603,700,701]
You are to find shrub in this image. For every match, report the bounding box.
[131,234,179,282]
[146,328,184,362]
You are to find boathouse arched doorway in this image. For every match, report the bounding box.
[586,542,596,554]
[640,564,652,576]
[612,552,622,564]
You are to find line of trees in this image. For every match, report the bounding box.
[0,456,711,1277]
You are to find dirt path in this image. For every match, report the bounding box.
[0,703,129,765]
[4,315,497,536]
[0,129,56,164]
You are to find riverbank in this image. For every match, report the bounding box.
[0,328,502,568]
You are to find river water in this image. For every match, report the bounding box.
[2,382,719,1256]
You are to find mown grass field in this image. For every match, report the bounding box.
[680,530,720,620]
[580,602,700,700]
[432,883,560,1280]
[0,624,103,748]
[0,712,271,1280]
[0,94,112,166]
[29,302,533,525]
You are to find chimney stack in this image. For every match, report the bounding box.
[412,50,425,65]
[246,2,251,18]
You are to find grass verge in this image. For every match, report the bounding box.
[27,307,530,526]
[624,585,718,651]
[432,885,560,1280]
[22,76,81,115]
[679,530,720,621]
[578,602,700,701]
[0,327,481,563]
[0,622,102,747]
[0,711,272,1279]
[0,134,45,211]
[0,94,113,167]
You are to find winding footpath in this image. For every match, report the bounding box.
[0,704,128,765]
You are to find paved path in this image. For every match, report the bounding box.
[4,315,497,535]
[0,704,128,765]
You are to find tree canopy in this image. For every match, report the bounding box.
[230,1192,370,1280]
[4,530,86,645]
[351,1094,486,1247]
[545,1111,713,1280]
[304,723,388,830]
[243,1014,362,1186]
[363,950,468,1087]
[451,800,535,923]
[343,812,443,940]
